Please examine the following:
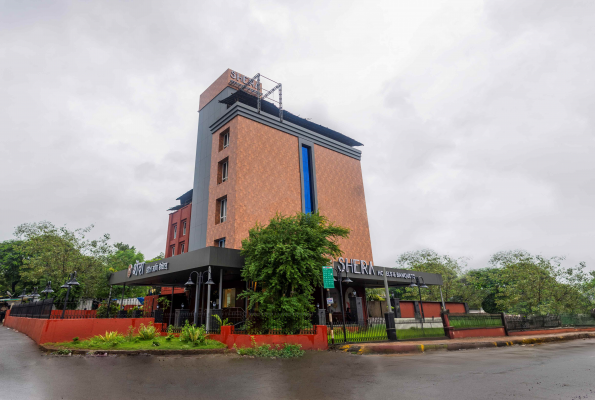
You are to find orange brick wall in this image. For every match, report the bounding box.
[205,115,373,262]
[314,144,373,262]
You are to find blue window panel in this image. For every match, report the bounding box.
[302,145,313,213]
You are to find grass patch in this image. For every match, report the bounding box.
[396,327,445,340]
[449,317,503,329]
[47,335,225,351]
[234,338,305,358]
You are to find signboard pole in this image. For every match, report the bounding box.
[383,267,391,313]
[327,288,334,345]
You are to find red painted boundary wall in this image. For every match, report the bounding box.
[446,326,506,339]
[398,301,466,318]
[4,313,154,344]
[208,325,328,350]
[507,327,595,336]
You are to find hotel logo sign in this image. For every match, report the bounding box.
[128,261,169,278]
[337,257,415,279]
[229,70,261,97]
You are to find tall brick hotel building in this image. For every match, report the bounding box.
[111,69,442,316]
[166,69,373,262]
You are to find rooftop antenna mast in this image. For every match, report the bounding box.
[238,73,283,123]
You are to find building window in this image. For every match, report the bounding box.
[171,245,175,257]
[219,128,230,151]
[180,243,185,254]
[223,131,229,148]
[220,197,227,223]
[173,224,177,239]
[301,145,315,213]
[218,158,229,184]
[222,160,228,182]
[215,238,226,248]
[182,220,187,236]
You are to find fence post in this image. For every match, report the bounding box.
[441,310,454,339]
[384,311,397,341]
[414,301,421,319]
[501,312,509,336]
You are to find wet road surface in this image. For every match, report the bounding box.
[1,326,594,400]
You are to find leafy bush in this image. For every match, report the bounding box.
[125,326,135,342]
[165,325,175,341]
[94,331,124,347]
[234,337,305,358]
[152,340,160,347]
[137,322,158,340]
[179,321,207,346]
[72,337,79,343]
[213,314,232,326]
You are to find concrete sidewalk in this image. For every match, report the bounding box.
[335,331,595,355]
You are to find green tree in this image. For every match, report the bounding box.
[462,268,506,313]
[0,240,26,296]
[394,249,481,308]
[107,243,150,298]
[239,212,349,318]
[489,250,592,315]
[14,221,113,301]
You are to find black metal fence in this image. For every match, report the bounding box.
[8,298,157,320]
[9,299,54,319]
[394,317,446,340]
[327,316,388,343]
[505,314,595,332]
[233,312,317,335]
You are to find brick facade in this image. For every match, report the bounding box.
[205,115,374,263]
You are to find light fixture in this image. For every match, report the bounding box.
[184,277,195,287]
[68,272,80,286]
[41,281,54,295]
[342,276,353,284]
[205,266,215,285]
[18,289,27,298]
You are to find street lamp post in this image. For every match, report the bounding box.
[60,272,80,319]
[41,281,54,300]
[409,276,428,333]
[18,289,28,304]
[335,267,352,343]
[185,267,214,328]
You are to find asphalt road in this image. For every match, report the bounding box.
[1,327,594,400]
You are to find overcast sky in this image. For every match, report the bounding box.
[1,0,593,271]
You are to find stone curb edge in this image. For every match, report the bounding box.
[39,344,227,356]
[337,332,595,355]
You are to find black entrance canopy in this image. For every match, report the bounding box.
[109,247,244,286]
[109,247,443,288]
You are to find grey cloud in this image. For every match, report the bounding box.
[1,0,593,271]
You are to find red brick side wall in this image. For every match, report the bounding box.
[4,314,155,344]
[208,325,328,350]
[165,203,192,257]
